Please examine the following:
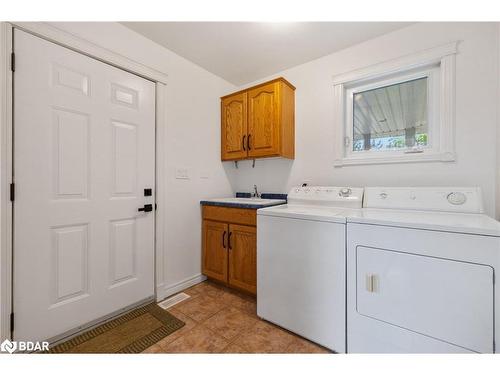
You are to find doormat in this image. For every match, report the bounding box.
[47,303,185,353]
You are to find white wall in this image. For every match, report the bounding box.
[227,22,499,218]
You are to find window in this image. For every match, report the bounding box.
[352,77,428,152]
[333,42,457,166]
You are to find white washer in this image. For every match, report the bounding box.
[347,187,500,353]
[257,186,364,352]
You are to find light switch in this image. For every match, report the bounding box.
[175,168,190,180]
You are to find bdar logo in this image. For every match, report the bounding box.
[0,339,17,354]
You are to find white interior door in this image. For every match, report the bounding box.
[13,29,156,342]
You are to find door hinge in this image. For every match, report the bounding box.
[9,183,15,201]
[10,312,14,333]
[10,52,15,72]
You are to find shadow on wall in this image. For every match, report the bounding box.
[223,158,295,194]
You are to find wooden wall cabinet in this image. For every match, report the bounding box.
[202,206,257,295]
[221,77,295,161]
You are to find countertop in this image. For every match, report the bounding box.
[200,194,287,209]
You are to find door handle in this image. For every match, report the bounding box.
[222,231,227,249]
[228,232,232,249]
[242,135,246,151]
[365,274,377,293]
[247,134,251,151]
[138,204,153,213]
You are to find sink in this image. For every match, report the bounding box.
[203,197,286,207]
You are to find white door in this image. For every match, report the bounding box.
[13,29,156,342]
[356,246,493,353]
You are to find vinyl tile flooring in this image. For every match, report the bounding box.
[142,281,331,354]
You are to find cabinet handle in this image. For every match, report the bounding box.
[247,134,252,150]
[222,231,227,249]
[228,232,232,250]
[242,135,246,151]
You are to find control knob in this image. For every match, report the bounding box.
[339,188,352,197]
[447,192,467,205]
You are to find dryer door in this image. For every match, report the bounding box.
[356,246,494,353]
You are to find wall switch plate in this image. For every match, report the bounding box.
[175,168,190,179]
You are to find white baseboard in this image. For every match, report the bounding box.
[156,274,207,302]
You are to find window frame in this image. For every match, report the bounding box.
[333,42,458,167]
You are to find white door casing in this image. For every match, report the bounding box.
[13,29,156,342]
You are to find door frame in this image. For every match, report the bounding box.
[0,22,169,341]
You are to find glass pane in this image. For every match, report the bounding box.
[352,77,428,152]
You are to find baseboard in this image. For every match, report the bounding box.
[156,274,207,302]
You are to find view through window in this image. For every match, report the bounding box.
[352,77,428,152]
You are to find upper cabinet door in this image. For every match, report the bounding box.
[220,77,295,161]
[247,82,280,158]
[221,92,248,161]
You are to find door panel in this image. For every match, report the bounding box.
[228,224,256,294]
[221,92,247,160]
[13,29,156,342]
[202,220,228,283]
[356,246,494,353]
[248,82,280,158]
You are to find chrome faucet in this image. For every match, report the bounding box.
[252,184,260,198]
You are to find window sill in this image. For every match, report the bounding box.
[333,151,456,167]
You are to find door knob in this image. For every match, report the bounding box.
[138,204,153,213]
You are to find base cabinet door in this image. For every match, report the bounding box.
[228,224,257,294]
[202,220,228,283]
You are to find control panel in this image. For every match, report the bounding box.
[363,187,484,213]
[287,186,364,208]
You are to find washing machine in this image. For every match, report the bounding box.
[347,187,500,353]
[257,186,364,353]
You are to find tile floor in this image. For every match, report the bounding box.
[142,280,331,354]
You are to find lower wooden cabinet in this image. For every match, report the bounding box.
[202,220,228,283]
[228,224,257,294]
[201,206,257,295]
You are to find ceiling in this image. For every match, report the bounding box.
[122,22,412,86]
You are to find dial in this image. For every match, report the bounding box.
[447,192,467,205]
[339,188,352,197]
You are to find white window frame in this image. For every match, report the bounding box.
[333,41,458,167]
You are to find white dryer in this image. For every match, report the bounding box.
[257,186,363,353]
[347,187,500,353]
